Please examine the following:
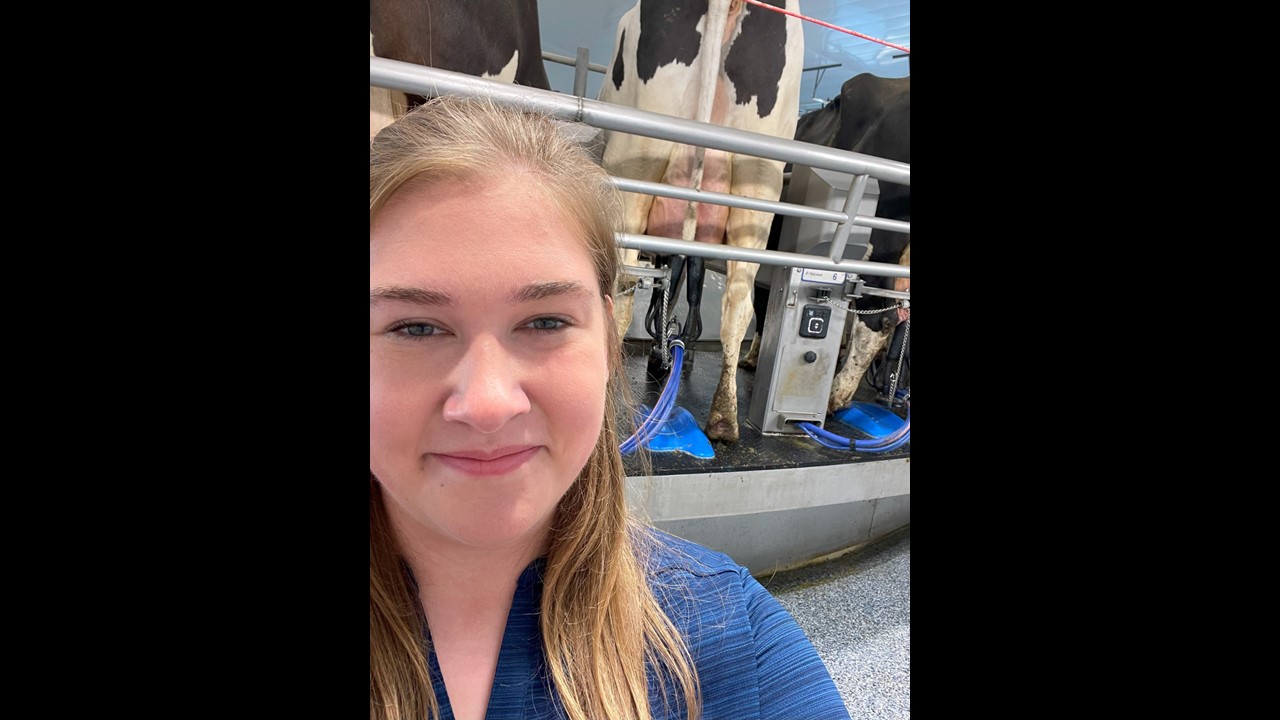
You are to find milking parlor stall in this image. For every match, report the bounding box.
[369,0,910,575]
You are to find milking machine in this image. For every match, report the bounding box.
[746,265,852,434]
[745,165,909,450]
[618,263,715,459]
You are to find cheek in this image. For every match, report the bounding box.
[541,353,609,452]
[370,377,436,460]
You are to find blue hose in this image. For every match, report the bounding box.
[620,341,684,455]
[797,400,910,452]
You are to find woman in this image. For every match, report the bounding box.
[370,95,850,720]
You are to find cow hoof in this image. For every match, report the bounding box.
[738,355,758,371]
[828,393,853,413]
[705,415,739,443]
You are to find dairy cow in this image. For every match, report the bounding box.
[599,0,804,442]
[742,72,910,411]
[370,0,550,139]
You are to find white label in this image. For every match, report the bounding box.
[800,268,846,285]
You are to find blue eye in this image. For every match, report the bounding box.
[390,322,441,338]
[527,317,569,332]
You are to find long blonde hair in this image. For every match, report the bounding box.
[369,95,701,720]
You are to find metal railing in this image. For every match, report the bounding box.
[370,57,909,282]
[543,47,845,99]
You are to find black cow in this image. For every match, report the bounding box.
[370,0,550,137]
[742,72,910,411]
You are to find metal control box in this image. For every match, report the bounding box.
[747,266,850,435]
[777,166,880,261]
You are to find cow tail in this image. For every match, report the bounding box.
[682,0,732,244]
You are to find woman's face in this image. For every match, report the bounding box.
[370,175,612,555]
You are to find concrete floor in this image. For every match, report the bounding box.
[760,526,910,719]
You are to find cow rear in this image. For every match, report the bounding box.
[600,0,804,443]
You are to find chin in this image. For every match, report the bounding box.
[447,510,552,550]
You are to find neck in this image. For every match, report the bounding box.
[388,513,550,613]
[412,537,545,610]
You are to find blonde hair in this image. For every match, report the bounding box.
[369,95,701,720]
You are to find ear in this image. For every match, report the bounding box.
[603,293,615,319]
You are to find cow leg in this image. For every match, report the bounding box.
[830,243,909,410]
[706,255,761,442]
[894,242,911,324]
[705,146,787,441]
[740,333,761,370]
[614,247,643,341]
[828,318,893,412]
[706,203,778,440]
[739,283,769,370]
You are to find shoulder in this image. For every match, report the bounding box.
[634,526,762,653]
[635,527,850,719]
[636,526,745,580]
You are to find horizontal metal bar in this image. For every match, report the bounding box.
[541,51,608,74]
[370,58,911,187]
[611,177,849,224]
[860,286,910,300]
[617,233,909,279]
[619,263,666,278]
[858,215,910,234]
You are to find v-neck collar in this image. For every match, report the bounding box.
[425,559,550,719]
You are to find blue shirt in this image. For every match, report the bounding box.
[426,530,851,719]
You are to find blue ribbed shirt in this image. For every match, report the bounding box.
[426,529,851,719]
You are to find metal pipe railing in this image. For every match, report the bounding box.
[542,51,847,78]
[618,233,908,279]
[542,50,608,74]
[370,57,910,280]
[611,177,849,224]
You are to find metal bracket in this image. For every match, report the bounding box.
[843,275,866,299]
[619,261,666,291]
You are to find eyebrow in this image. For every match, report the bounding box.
[369,281,593,308]
[369,286,454,308]
[509,281,593,304]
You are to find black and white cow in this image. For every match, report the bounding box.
[599,0,804,443]
[369,0,550,138]
[743,72,911,411]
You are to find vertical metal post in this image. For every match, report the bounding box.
[574,47,590,98]
[828,174,870,262]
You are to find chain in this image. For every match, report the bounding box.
[658,271,672,366]
[841,300,904,316]
[887,314,909,402]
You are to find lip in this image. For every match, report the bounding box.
[432,446,540,477]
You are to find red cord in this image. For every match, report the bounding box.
[741,0,911,55]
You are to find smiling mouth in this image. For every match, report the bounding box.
[433,447,540,477]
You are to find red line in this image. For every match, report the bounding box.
[742,0,911,55]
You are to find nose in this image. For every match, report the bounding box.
[442,336,531,433]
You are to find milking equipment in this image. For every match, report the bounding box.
[746,165,883,436]
[618,263,716,459]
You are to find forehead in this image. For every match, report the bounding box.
[370,176,600,291]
